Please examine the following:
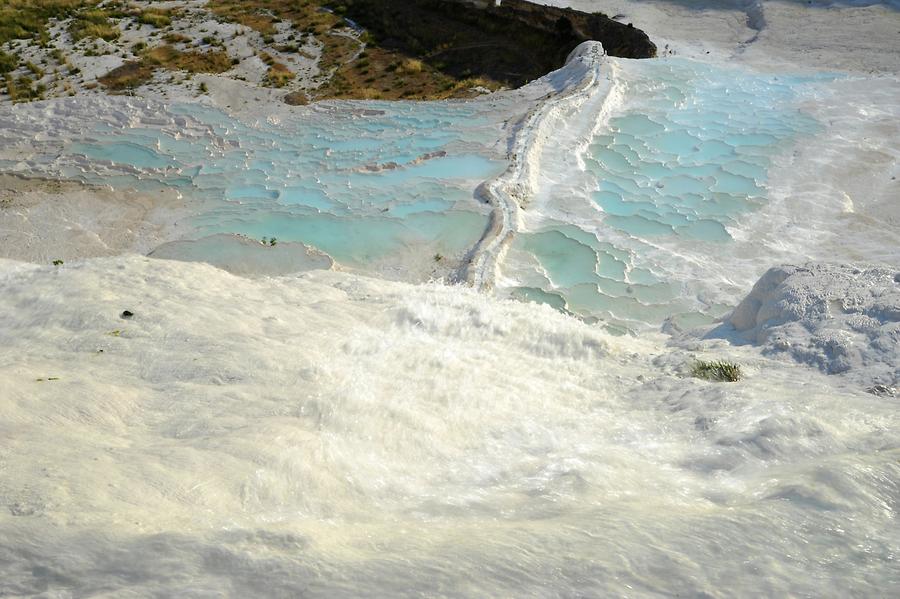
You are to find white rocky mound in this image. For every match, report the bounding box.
[729,263,900,392]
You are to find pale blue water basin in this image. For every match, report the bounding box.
[16,55,836,330]
[70,141,177,169]
[508,58,833,330]
[58,100,505,274]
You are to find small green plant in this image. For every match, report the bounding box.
[269,237,277,246]
[24,61,43,77]
[198,81,208,93]
[433,253,443,262]
[691,360,743,383]
[51,259,63,266]
[0,51,18,74]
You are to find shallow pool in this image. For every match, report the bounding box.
[503,58,831,330]
[58,100,507,277]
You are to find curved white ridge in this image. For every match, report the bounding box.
[461,41,615,290]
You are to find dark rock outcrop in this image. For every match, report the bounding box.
[332,0,656,88]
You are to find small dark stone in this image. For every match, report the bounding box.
[867,384,897,397]
[120,310,134,319]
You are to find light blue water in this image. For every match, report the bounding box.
[60,101,506,274]
[23,57,833,329]
[508,58,830,330]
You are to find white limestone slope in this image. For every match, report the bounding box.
[1,255,898,596]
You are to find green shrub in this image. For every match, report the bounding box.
[0,50,17,74]
[24,60,42,76]
[691,360,743,383]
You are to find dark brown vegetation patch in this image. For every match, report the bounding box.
[98,60,153,91]
[99,45,233,91]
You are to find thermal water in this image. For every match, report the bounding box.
[0,98,508,278]
[502,58,831,331]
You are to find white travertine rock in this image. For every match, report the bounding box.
[730,263,900,384]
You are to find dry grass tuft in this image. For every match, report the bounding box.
[283,90,309,105]
[138,9,173,29]
[398,58,423,74]
[264,61,295,87]
[69,8,120,42]
[98,60,154,91]
[144,45,232,74]
[208,1,277,35]
[100,44,232,92]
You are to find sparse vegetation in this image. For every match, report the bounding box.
[69,9,121,42]
[264,61,294,87]
[5,73,46,102]
[138,9,173,29]
[207,0,497,101]
[98,60,153,91]
[283,90,308,105]
[208,0,279,35]
[99,44,232,91]
[143,45,232,74]
[398,58,423,74]
[1,0,507,103]
[163,32,191,44]
[24,61,43,77]
[0,51,18,74]
[0,0,92,47]
[691,360,743,383]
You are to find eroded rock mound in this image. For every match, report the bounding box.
[730,263,900,386]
